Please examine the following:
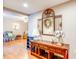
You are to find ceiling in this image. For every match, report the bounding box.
[4,0,71,15]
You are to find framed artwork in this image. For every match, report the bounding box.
[42,8,55,36]
[55,15,62,31]
[38,15,62,35]
[38,19,42,34]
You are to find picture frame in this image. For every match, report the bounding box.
[38,15,62,35]
[42,8,55,36]
[38,19,42,34]
[55,15,62,31]
[42,16,55,36]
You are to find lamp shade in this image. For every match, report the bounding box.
[32,29,39,37]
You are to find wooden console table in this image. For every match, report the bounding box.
[30,41,69,59]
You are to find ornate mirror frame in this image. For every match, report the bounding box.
[42,8,55,36]
[38,15,62,35]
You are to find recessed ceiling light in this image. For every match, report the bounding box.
[23,3,28,8]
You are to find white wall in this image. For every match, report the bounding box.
[3,18,27,35]
[3,10,28,35]
[28,0,76,59]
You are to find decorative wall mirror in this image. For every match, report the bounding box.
[38,15,62,35]
[42,8,55,36]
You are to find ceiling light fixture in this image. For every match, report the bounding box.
[23,3,28,8]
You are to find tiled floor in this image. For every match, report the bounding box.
[3,39,38,59]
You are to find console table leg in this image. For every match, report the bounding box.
[64,50,68,59]
[48,52,50,59]
[38,48,40,55]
